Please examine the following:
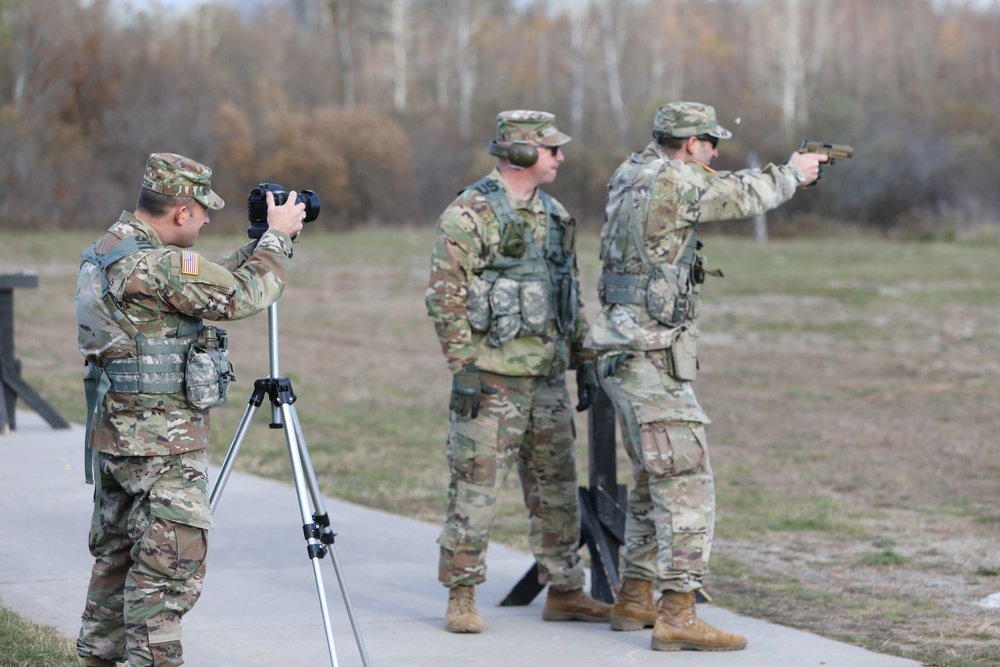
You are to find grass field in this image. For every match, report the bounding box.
[2,227,999,665]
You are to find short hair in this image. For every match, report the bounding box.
[136,188,196,217]
[656,135,687,152]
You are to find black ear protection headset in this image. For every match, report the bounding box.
[489,140,540,168]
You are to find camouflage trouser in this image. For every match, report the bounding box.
[438,371,585,592]
[596,350,715,594]
[78,450,213,667]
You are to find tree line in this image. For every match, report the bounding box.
[1,0,998,236]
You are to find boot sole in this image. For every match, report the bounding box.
[542,610,610,623]
[446,623,483,633]
[610,616,656,631]
[652,638,748,652]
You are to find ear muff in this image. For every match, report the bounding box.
[489,140,538,168]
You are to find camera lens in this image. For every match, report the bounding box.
[296,190,321,223]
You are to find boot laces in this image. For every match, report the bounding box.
[452,587,476,614]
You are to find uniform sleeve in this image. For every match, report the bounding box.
[141,229,294,322]
[215,240,259,271]
[425,204,486,372]
[674,162,805,226]
[569,253,595,368]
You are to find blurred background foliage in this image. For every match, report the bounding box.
[0,0,998,236]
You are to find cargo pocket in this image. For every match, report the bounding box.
[447,414,497,486]
[637,419,706,477]
[146,613,181,646]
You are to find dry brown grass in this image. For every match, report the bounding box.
[2,227,999,665]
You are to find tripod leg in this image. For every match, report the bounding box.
[289,412,373,667]
[210,382,266,513]
[280,402,343,667]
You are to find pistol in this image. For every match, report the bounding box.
[797,140,853,187]
[798,140,854,163]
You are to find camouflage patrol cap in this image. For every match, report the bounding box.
[141,153,225,210]
[653,102,733,140]
[496,110,571,146]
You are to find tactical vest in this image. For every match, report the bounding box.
[598,153,713,329]
[79,236,234,481]
[463,177,578,347]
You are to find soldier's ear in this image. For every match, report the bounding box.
[174,204,190,224]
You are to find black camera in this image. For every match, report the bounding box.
[246,183,321,239]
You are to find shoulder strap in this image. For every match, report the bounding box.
[464,176,522,241]
[80,235,155,341]
[538,189,572,266]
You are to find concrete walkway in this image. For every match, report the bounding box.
[0,410,922,666]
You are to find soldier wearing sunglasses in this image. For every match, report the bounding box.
[426,110,610,634]
[586,101,827,652]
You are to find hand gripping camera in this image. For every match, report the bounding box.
[246,183,321,239]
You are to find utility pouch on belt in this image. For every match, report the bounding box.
[519,278,549,336]
[554,273,578,335]
[185,326,235,409]
[646,266,685,328]
[467,276,492,333]
[666,326,698,382]
[487,277,522,347]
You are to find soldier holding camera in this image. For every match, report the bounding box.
[426,110,611,633]
[74,153,304,667]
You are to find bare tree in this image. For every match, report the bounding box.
[779,0,804,138]
[567,0,588,138]
[649,0,684,104]
[391,0,408,111]
[328,0,355,106]
[597,0,627,144]
[455,0,482,138]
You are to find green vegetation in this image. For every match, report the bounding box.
[3,229,1000,664]
[0,603,81,667]
[860,550,910,567]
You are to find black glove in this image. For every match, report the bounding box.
[575,362,598,412]
[450,364,497,419]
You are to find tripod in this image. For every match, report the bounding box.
[209,302,372,667]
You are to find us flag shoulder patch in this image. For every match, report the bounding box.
[181,251,200,276]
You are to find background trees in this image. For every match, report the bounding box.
[1,0,998,234]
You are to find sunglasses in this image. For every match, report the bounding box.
[533,144,561,157]
[694,134,719,148]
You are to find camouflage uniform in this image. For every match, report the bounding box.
[75,154,294,667]
[586,103,807,594]
[426,111,593,592]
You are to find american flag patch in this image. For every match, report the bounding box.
[181,251,199,276]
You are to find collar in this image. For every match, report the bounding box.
[111,211,165,248]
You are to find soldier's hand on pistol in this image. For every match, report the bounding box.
[787,151,829,187]
[265,190,306,239]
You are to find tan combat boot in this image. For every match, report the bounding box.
[610,577,658,631]
[651,590,747,652]
[542,587,613,622]
[445,584,483,633]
